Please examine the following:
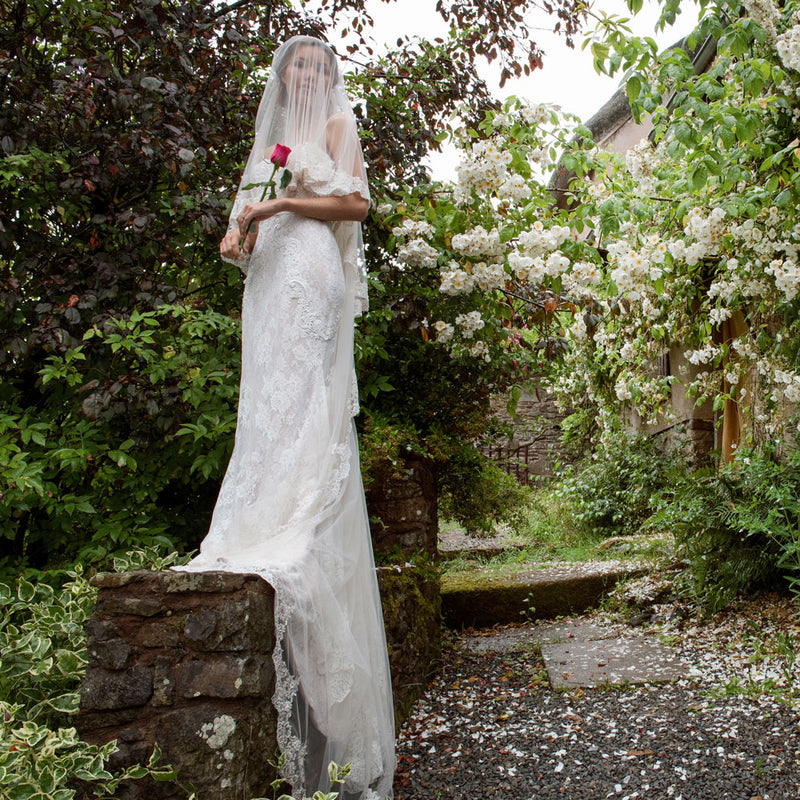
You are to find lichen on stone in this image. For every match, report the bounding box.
[199,714,236,749]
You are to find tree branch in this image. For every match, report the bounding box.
[210,0,270,22]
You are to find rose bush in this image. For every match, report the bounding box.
[540,0,800,452]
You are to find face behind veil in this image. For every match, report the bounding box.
[226,36,370,315]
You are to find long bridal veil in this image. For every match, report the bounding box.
[178,36,395,799]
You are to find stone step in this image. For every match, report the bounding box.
[438,542,526,561]
[441,561,645,628]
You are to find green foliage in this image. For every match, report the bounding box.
[0,559,195,799]
[652,446,800,612]
[438,447,532,536]
[1,0,589,569]
[1,303,241,568]
[258,756,351,800]
[555,433,682,538]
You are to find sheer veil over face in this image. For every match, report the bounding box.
[227,36,370,314]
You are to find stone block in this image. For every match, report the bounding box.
[541,634,686,689]
[85,617,133,669]
[367,457,438,559]
[90,572,141,589]
[80,666,154,711]
[162,570,253,594]
[176,655,270,699]
[183,594,274,653]
[85,617,120,642]
[77,706,141,731]
[152,704,277,800]
[152,656,176,708]
[87,636,133,670]
[96,596,165,618]
[442,562,646,628]
[136,620,182,649]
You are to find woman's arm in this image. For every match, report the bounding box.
[235,192,368,238]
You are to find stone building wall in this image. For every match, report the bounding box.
[486,389,575,481]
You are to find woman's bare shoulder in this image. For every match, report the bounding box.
[326,113,353,135]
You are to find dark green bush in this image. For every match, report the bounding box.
[651,445,800,613]
[438,445,531,536]
[555,433,682,539]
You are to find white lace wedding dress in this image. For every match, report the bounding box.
[179,147,395,799]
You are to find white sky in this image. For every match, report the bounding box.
[359,0,700,177]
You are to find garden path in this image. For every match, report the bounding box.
[395,527,800,799]
[394,593,800,800]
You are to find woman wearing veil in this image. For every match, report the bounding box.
[180,36,395,799]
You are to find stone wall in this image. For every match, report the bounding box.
[377,563,441,725]
[367,455,441,723]
[78,459,442,798]
[486,389,575,481]
[79,558,441,797]
[78,570,278,800]
[366,456,438,557]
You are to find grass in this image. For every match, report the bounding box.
[441,484,672,582]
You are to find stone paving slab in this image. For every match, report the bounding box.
[541,633,687,689]
[464,620,686,689]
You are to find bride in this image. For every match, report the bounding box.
[180,36,395,800]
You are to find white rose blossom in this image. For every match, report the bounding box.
[434,320,454,343]
[451,225,503,258]
[455,310,485,339]
[397,238,438,268]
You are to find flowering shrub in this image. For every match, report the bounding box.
[545,0,800,448]
[372,97,608,411]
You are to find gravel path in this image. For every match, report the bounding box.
[394,593,800,800]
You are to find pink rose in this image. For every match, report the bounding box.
[270,144,291,167]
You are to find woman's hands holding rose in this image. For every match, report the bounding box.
[219,198,286,261]
[237,199,285,238]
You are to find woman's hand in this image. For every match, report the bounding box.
[220,228,245,261]
[237,198,286,238]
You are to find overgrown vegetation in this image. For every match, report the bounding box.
[0,550,198,800]
[555,432,683,539]
[439,449,533,535]
[0,0,585,574]
[650,445,800,613]
[445,430,800,617]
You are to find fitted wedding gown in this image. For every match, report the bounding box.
[178,38,396,796]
